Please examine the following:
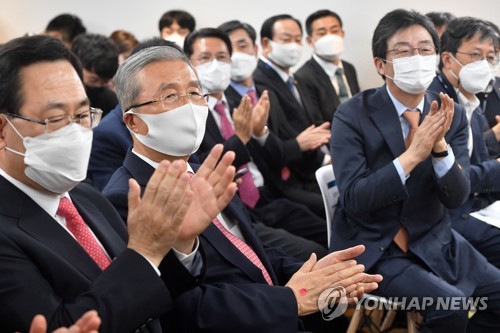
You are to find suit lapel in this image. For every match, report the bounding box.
[14,189,102,280]
[205,112,225,144]
[369,87,406,157]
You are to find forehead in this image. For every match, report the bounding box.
[138,60,198,93]
[273,19,302,36]
[192,37,229,54]
[229,28,252,44]
[387,24,433,48]
[460,32,495,51]
[311,16,341,30]
[19,60,86,112]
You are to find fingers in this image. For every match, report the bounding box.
[206,150,236,192]
[317,122,331,130]
[152,160,186,209]
[332,244,365,262]
[29,315,47,333]
[73,310,101,333]
[141,160,171,205]
[496,115,500,123]
[196,144,224,179]
[298,252,317,273]
[429,100,439,116]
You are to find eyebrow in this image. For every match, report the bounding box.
[43,98,90,113]
[158,80,203,92]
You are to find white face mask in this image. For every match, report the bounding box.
[4,118,93,194]
[314,34,344,61]
[164,33,185,48]
[268,40,303,68]
[230,52,258,82]
[127,102,208,157]
[386,55,437,94]
[452,56,495,94]
[196,60,232,93]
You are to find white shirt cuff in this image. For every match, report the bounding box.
[432,146,455,178]
[172,237,200,271]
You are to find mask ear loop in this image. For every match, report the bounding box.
[447,54,463,89]
[2,114,26,157]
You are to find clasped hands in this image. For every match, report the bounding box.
[285,245,383,316]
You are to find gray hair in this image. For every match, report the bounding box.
[114,45,193,112]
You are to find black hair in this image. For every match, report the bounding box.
[131,37,183,56]
[45,13,86,44]
[260,14,303,41]
[0,35,83,115]
[71,33,119,80]
[305,9,343,36]
[183,28,233,58]
[372,9,439,60]
[218,20,257,44]
[440,17,500,70]
[158,10,196,33]
[425,12,456,30]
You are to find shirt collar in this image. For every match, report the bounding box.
[230,81,256,97]
[131,150,194,174]
[385,85,425,117]
[208,93,229,110]
[0,167,68,219]
[457,91,480,121]
[260,56,292,83]
[312,53,343,78]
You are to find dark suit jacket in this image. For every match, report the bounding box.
[478,77,500,158]
[252,61,326,184]
[330,86,487,295]
[102,151,303,332]
[429,74,500,225]
[88,104,132,190]
[295,57,360,123]
[0,176,197,333]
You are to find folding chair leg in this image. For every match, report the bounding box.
[407,310,418,333]
[347,308,362,333]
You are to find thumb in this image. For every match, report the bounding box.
[28,315,46,333]
[496,115,500,123]
[430,100,439,115]
[298,252,317,273]
[128,178,141,213]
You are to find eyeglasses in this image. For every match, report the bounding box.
[125,92,211,112]
[6,107,103,134]
[455,51,500,66]
[195,54,231,65]
[387,45,437,58]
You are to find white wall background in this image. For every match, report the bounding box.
[1,0,499,89]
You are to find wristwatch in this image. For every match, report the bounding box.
[431,145,449,158]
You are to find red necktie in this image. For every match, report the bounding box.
[402,110,420,149]
[57,198,111,270]
[247,90,258,107]
[213,102,260,208]
[212,218,273,285]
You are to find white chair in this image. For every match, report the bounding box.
[315,165,419,333]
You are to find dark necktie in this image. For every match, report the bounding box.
[335,68,350,104]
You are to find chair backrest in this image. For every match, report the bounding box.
[315,165,340,248]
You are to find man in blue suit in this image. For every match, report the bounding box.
[429,17,500,268]
[103,45,382,332]
[330,9,500,332]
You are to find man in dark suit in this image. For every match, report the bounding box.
[219,20,329,217]
[295,10,360,123]
[103,43,382,332]
[0,36,214,332]
[183,28,328,260]
[478,77,500,158]
[254,14,332,197]
[429,17,500,268]
[330,9,500,332]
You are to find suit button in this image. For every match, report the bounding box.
[461,213,469,219]
[379,246,386,251]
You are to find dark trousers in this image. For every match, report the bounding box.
[369,243,500,333]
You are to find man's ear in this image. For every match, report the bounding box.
[374,57,385,77]
[0,115,7,150]
[306,36,314,49]
[123,113,139,133]
[441,52,453,70]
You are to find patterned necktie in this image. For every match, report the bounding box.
[57,197,111,270]
[247,90,258,107]
[212,218,273,285]
[402,110,421,149]
[335,68,350,104]
[213,102,260,208]
[286,76,302,105]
